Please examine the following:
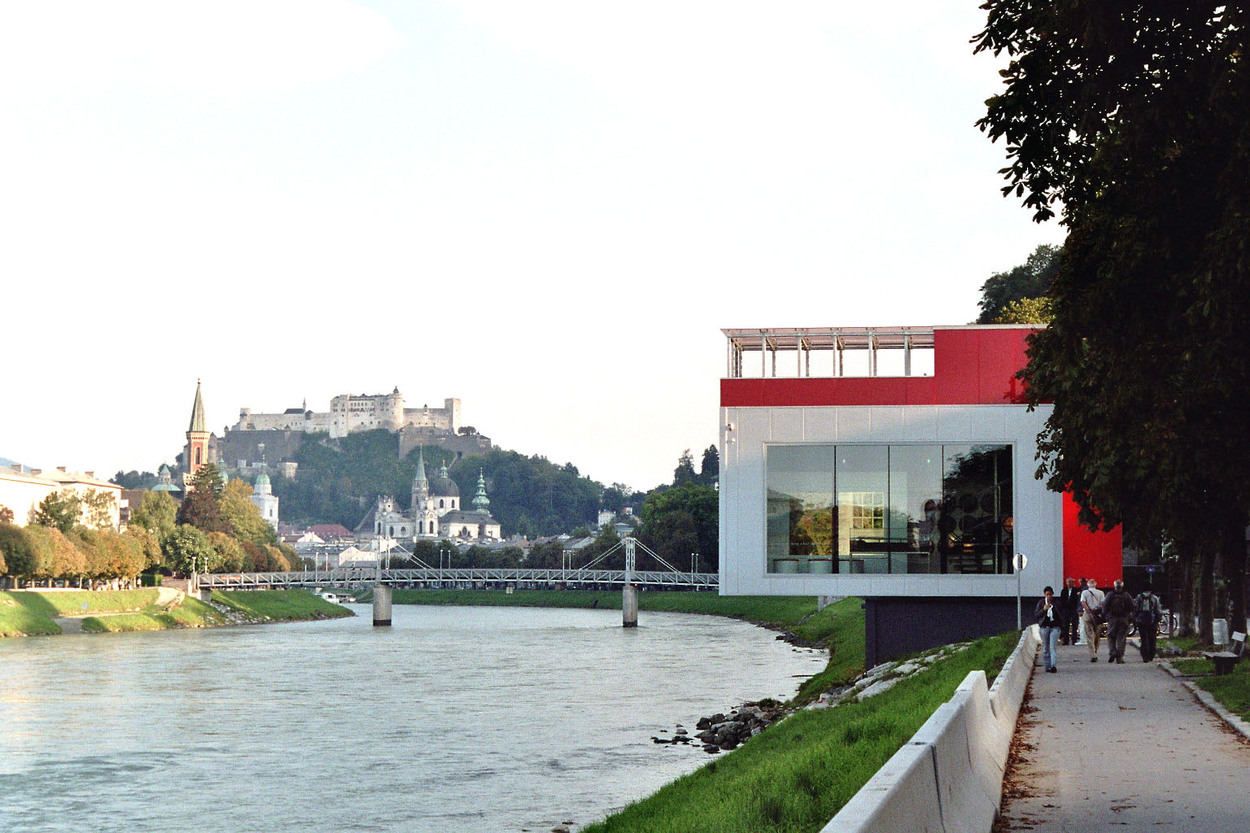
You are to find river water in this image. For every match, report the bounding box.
[0,604,826,833]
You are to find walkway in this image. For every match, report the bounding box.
[995,641,1250,832]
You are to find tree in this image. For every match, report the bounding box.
[111,470,158,489]
[177,464,228,533]
[673,449,698,487]
[994,297,1053,325]
[975,244,1060,324]
[0,505,13,524]
[0,523,34,580]
[699,445,719,487]
[976,4,1250,640]
[219,478,278,547]
[79,489,117,530]
[639,483,719,571]
[32,489,81,533]
[129,492,178,540]
[163,524,216,574]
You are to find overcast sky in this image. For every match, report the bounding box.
[0,1,1064,493]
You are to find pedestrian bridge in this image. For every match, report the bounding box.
[198,566,719,591]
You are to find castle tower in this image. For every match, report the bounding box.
[185,379,211,482]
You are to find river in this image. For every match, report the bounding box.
[0,604,827,833]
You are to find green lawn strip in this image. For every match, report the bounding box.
[793,600,866,705]
[81,613,170,633]
[0,591,62,636]
[18,589,162,616]
[213,589,354,621]
[1191,663,1250,722]
[580,630,1018,833]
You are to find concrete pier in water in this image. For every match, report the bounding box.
[373,584,392,627]
[622,584,638,628]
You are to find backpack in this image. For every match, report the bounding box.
[1135,593,1158,626]
[1106,590,1133,619]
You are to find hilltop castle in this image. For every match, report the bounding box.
[220,388,490,471]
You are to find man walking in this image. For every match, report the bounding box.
[1104,579,1134,664]
[1080,578,1106,661]
[1135,587,1164,662]
[1035,586,1062,672]
[1058,576,1081,645]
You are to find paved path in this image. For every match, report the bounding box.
[996,641,1250,832]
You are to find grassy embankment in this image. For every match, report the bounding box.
[580,629,1018,833]
[1167,636,1250,722]
[0,589,351,636]
[389,589,865,704]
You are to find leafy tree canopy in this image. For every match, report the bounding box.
[975,244,1059,324]
[976,2,1250,635]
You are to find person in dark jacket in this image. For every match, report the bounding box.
[1034,586,1061,673]
[1103,579,1134,664]
[1135,588,1164,662]
[1058,576,1081,645]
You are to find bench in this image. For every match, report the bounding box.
[1202,631,1246,675]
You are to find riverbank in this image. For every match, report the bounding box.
[385,589,1019,832]
[0,588,353,636]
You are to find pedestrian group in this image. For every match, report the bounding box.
[1033,576,1164,672]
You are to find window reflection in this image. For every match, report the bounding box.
[765,443,1013,575]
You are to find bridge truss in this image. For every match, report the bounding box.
[198,566,719,591]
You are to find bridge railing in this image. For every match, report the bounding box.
[199,567,719,590]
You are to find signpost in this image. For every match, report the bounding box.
[1014,552,1029,630]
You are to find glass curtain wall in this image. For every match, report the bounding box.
[765,444,1013,575]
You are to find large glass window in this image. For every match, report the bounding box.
[765,443,1013,575]
[766,445,834,573]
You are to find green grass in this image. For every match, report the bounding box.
[1169,647,1250,723]
[213,589,354,621]
[29,589,162,615]
[579,630,1018,833]
[0,591,63,636]
[78,597,232,633]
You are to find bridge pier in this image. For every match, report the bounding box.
[622,583,638,628]
[373,584,392,627]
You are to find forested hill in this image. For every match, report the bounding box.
[267,431,606,537]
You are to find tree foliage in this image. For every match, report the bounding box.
[32,490,81,533]
[976,3,1250,638]
[975,244,1060,324]
[129,491,179,540]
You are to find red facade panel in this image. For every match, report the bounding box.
[1062,492,1123,586]
[720,326,1033,407]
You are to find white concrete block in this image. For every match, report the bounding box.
[820,742,944,833]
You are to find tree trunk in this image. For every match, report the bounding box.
[1198,546,1216,645]
[1176,548,1196,638]
[1224,517,1247,636]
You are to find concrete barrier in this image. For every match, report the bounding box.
[821,627,1040,833]
[820,742,945,833]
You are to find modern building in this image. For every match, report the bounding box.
[717,324,1122,664]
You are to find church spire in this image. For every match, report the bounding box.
[189,379,207,432]
[415,447,428,484]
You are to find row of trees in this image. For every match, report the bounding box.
[0,464,293,586]
[975,3,1250,641]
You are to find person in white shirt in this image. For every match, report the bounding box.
[1080,578,1106,662]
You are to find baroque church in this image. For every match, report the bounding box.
[358,449,501,544]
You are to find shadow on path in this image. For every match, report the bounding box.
[995,642,1250,832]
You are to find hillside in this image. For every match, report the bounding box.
[267,431,606,537]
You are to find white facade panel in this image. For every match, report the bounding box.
[719,403,1059,598]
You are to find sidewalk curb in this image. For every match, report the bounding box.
[1160,660,1250,742]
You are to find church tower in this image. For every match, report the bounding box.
[185,379,211,487]
[412,448,439,537]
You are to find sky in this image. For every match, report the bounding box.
[0,1,1065,494]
